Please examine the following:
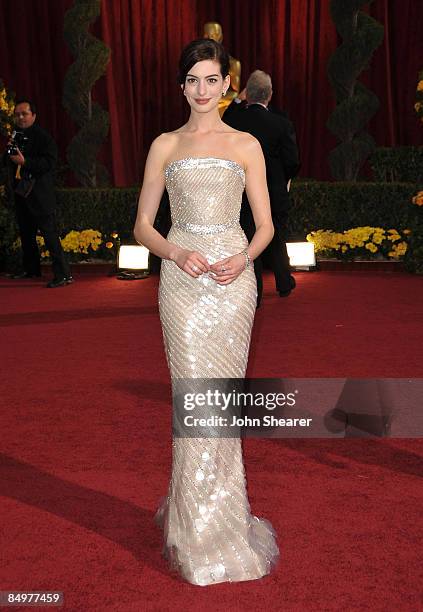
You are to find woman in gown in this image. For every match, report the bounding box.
[134,38,279,586]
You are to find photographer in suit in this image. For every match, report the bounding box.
[3,99,72,287]
[223,71,300,305]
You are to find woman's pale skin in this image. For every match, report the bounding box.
[134,58,274,284]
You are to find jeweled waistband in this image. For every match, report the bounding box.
[172,219,239,235]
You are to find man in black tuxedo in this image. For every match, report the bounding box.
[223,71,300,305]
[3,99,72,287]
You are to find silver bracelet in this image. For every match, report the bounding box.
[241,248,251,270]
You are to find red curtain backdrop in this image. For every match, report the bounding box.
[0,0,422,185]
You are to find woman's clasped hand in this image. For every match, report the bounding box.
[174,248,247,284]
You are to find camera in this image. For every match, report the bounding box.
[7,130,28,156]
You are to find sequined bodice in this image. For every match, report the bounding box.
[165,157,245,227]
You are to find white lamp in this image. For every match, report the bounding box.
[286,242,316,270]
[117,245,150,279]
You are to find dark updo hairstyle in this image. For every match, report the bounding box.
[178,38,230,85]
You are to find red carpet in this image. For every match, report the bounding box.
[1,271,422,611]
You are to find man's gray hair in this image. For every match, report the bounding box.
[246,70,272,104]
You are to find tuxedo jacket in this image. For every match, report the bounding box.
[3,123,58,216]
[223,102,300,227]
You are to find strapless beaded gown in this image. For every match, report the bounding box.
[156,157,279,586]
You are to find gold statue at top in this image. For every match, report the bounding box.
[203,22,241,116]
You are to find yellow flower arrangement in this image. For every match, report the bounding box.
[412,191,423,207]
[0,80,15,137]
[13,229,105,261]
[388,241,407,258]
[307,226,409,260]
[404,190,423,274]
[60,229,102,254]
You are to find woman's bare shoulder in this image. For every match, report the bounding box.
[148,132,181,162]
[224,130,262,165]
[224,128,259,148]
[152,131,180,147]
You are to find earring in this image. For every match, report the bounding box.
[222,90,227,97]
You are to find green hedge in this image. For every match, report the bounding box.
[56,187,140,238]
[2,182,421,273]
[288,181,420,237]
[54,182,421,240]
